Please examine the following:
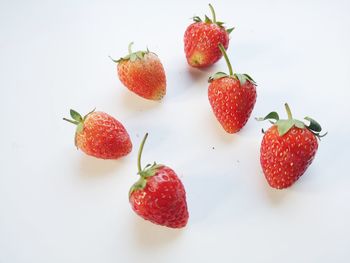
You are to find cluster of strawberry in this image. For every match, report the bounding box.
[63,4,326,229]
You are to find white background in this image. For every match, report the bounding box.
[1,0,350,262]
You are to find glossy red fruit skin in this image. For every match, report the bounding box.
[260,126,318,189]
[184,22,229,68]
[117,53,166,100]
[129,166,189,228]
[208,77,257,133]
[76,112,132,159]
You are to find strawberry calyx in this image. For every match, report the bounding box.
[209,43,257,86]
[110,42,150,63]
[63,108,95,146]
[256,103,327,139]
[129,133,163,197]
[192,3,234,34]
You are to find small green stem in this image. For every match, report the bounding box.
[128,42,134,55]
[208,3,216,23]
[137,133,148,174]
[218,43,233,75]
[108,55,118,63]
[284,103,293,119]
[63,118,79,125]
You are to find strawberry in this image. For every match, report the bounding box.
[111,43,166,101]
[257,103,327,189]
[184,4,234,68]
[129,133,189,228]
[208,43,257,133]
[63,109,132,159]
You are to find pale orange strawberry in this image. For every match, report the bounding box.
[111,43,166,100]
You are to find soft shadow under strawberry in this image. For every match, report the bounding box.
[119,89,162,113]
[132,217,184,248]
[187,65,215,83]
[78,154,128,177]
[264,186,289,205]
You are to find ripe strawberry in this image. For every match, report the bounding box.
[111,43,166,100]
[184,4,234,68]
[208,43,257,133]
[129,133,189,228]
[63,109,132,159]
[257,103,327,189]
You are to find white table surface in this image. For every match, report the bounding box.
[1,0,350,262]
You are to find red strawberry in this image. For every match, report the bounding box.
[257,103,327,189]
[184,4,234,68]
[111,43,166,100]
[208,43,257,133]
[63,109,132,159]
[129,133,189,228]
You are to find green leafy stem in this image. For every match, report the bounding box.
[256,103,327,139]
